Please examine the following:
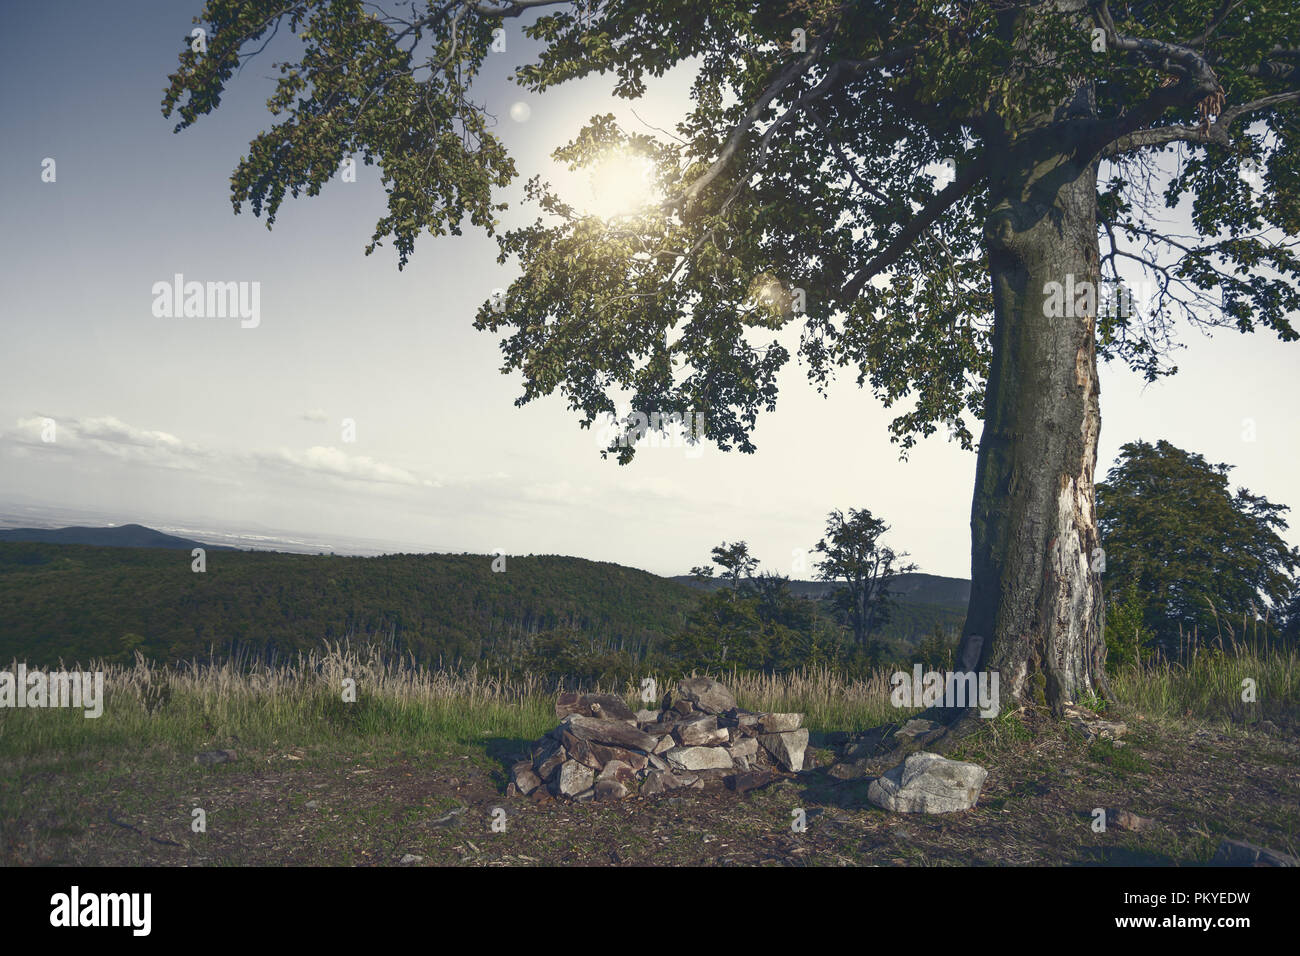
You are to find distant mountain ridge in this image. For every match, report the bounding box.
[0,540,695,666]
[0,523,237,551]
[0,527,969,667]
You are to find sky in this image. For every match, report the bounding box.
[0,1,1297,579]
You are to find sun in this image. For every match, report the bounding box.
[580,150,660,220]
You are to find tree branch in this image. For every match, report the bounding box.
[840,152,989,301]
[1103,90,1300,154]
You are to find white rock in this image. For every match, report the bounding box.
[757,712,803,733]
[665,746,734,772]
[673,677,736,715]
[553,760,595,797]
[758,729,809,772]
[675,715,729,747]
[867,752,988,813]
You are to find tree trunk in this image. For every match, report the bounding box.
[954,133,1110,719]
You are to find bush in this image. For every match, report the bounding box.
[1104,581,1155,668]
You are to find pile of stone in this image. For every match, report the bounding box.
[508,678,808,801]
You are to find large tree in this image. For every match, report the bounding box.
[1097,439,1299,653]
[165,1,1300,739]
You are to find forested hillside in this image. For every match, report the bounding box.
[0,543,696,668]
[0,541,969,672]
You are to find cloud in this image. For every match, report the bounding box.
[300,409,329,424]
[5,414,436,491]
[9,415,209,470]
[259,445,438,487]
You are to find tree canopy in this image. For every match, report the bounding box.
[1096,438,1299,650]
[164,0,1300,459]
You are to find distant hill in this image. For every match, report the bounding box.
[0,523,236,551]
[0,542,698,667]
[0,528,970,669]
[671,571,970,606]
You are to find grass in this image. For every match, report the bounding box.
[2,641,1295,760]
[1,641,1296,866]
[0,651,909,760]
[1109,641,1297,727]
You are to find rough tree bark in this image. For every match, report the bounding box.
[956,127,1111,722]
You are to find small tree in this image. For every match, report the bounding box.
[915,623,957,671]
[813,508,917,653]
[1101,581,1156,668]
[705,541,759,600]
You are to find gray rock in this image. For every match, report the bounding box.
[895,718,942,739]
[532,737,566,779]
[647,752,669,772]
[867,752,988,813]
[554,691,583,719]
[758,729,809,772]
[591,743,648,771]
[432,807,467,828]
[665,746,734,772]
[195,750,236,766]
[757,712,803,733]
[652,735,676,755]
[305,800,320,810]
[560,730,604,770]
[692,768,732,790]
[674,677,736,715]
[635,709,661,725]
[511,760,542,796]
[553,760,595,797]
[728,736,759,760]
[674,715,729,747]
[399,854,423,864]
[1211,838,1298,867]
[726,770,777,794]
[588,694,638,721]
[640,720,681,737]
[594,779,630,800]
[560,714,658,752]
[640,771,669,796]
[828,760,871,781]
[555,692,637,722]
[597,759,637,785]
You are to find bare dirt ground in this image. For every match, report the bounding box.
[3,711,1296,866]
